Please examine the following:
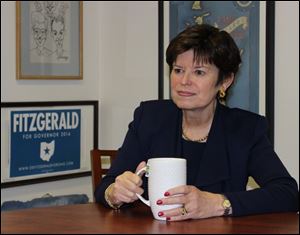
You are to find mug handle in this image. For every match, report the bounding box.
[135,166,150,207]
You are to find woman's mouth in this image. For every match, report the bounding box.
[177,91,195,97]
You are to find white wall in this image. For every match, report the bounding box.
[98,1,158,149]
[1,1,298,205]
[274,1,299,184]
[1,1,158,204]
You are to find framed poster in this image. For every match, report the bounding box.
[16,1,83,80]
[1,101,98,188]
[159,1,275,144]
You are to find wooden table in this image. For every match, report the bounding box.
[1,202,298,234]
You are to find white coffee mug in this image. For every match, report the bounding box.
[136,158,186,220]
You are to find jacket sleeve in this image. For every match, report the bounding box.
[225,117,299,216]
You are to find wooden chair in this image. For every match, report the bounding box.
[90,149,118,200]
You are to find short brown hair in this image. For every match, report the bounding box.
[166,24,241,86]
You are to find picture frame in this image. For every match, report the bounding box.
[158,1,275,144]
[1,101,98,188]
[16,1,83,80]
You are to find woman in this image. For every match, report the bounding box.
[95,24,298,221]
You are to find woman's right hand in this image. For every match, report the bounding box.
[107,161,146,206]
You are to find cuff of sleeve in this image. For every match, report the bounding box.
[104,183,121,210]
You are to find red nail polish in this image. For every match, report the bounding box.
[158,211,164,217]
[156,200,162,205]
[164,191,170,196]
[166,217,171,221]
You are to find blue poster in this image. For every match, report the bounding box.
[10,109,81,177]
[170,1,260,113]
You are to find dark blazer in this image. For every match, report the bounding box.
[95,100,298,216]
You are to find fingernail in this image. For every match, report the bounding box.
[156,200,162,205]
[158,211,164,217]
[166,217,171,221]
[164,191,170,196]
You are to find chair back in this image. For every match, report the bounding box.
[90,149,118,199]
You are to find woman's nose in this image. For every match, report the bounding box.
[181,72,192,85]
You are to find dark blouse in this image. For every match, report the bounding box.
[181,138,206,185]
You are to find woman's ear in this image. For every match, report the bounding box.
[221,73,234,91]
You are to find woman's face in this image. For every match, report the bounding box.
[170,49,221,111]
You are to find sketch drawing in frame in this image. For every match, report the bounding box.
[16,1,83,80]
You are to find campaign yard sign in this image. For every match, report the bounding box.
[10,109,81,177]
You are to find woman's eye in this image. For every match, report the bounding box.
[173,68,183,74]
[195,70,205,76]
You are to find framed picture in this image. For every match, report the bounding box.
[1,101,98,188]
[159,1,275,144]
[16,1,83,80]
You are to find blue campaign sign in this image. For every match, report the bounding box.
[10,109,81,177]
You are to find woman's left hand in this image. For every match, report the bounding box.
[157,185,224,221]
